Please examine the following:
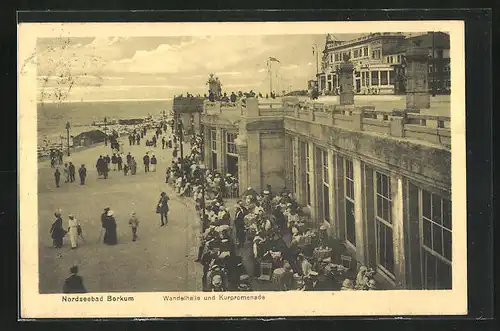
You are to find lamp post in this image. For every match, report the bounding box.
[65,121,71,156]
[177,119,184,163]
[104,116,108,146]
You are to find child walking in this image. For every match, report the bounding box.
[129,212,139,241]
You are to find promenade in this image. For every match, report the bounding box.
[37,136,203,293]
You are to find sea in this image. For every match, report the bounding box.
[37,99,173,145]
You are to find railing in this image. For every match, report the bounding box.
[201,98,451,148]
[258,108,285,117]
[280,99,451,148]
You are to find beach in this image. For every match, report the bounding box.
[37,99,173,145]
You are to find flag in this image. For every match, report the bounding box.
[269,57,280,63]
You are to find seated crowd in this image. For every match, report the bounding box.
[165,129,378,292]
[196,185,379,292]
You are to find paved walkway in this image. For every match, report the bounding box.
[38,135,203,293]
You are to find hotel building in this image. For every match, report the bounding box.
[196,44,452,290]
[317,32,450,95]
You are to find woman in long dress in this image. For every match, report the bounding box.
[50,211,65,248]
[103,210,118,245]
[67,214,79,249]
[157,192,170,226]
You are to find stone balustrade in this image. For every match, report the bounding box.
[202,97,451,148]
[240,98,451,149]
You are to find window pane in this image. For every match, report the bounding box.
[443,199,452,230]
[386,176,391,197]
[443,229,452,261]
[376,196,382,218]
[385,226,394,274]
[436,260,452,289]
[390,70,395,85]
[346,200,356,246]
[381,71,388,85]
[423,190,431,219]
[376,172,382,194]
[323,185,330,221]
[433,223,443,255]
[377,221,385,260]
[425,252,437,289]
[423,219,432,248]
[383,198,391,223]
[432,194,443,224]
[382,174,388,197]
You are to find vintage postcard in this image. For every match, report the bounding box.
[18,20,466,318]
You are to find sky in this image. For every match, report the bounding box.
[35,34,364,102]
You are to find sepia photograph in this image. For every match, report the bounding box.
[19,21,466,318]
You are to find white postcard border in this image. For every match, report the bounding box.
[18,20,467,318]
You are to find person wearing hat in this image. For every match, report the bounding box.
[143,152,150,173]
[103,210,118,245]
[78,164,87,185]
[341,279,355,291]
[303,271,319,290]
[367,279,377,291]
[129,212,139,241]
[234,200,247,248]
[297,253,312,278]
[62,265,87,293]
[67,214,81,249]
[156,192,170,226]
[210,274,225,292]
[101,207,110,229]
[272,262,293,291]
[355,266,368,289]
[50,211,65,248]
[150,154,157,172]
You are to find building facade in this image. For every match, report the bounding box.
[318,32,450,95]
[199,49,452,290]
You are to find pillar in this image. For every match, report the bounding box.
[235,116,249,197]
[363,164,377,268]
[193,112,201,131]
[247,131,261,193]
[327,149,336,238]
[204,128,211,168]
[217,128,226,173]
[235,139,248,196]
[391,173,407,288]
[339,59,354,105]
[293,136,302,202]
[353,157,366,264]
[405,45,430,110]
[335,154,346,242]
[307,142,317,222]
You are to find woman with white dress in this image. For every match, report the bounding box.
[67,214,80,249]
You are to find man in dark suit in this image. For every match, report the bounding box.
[68,162,76,182]
[234,200,247,248]
[62,265,87,293]
[78,164,87,185]
[143,153,150,173]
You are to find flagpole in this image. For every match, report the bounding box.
[268,60,272,96]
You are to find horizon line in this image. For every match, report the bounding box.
[37,98,174,104]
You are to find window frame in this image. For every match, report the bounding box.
[374,170,395,279]
[419,188,452,289]
[226,132,238,156]
[305,143,312,207]
[344,158,356,248]
[210,129,218,152]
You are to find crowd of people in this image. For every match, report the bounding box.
[193,184,379,292]
[165,133,239,202]
[47,111,381,293]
